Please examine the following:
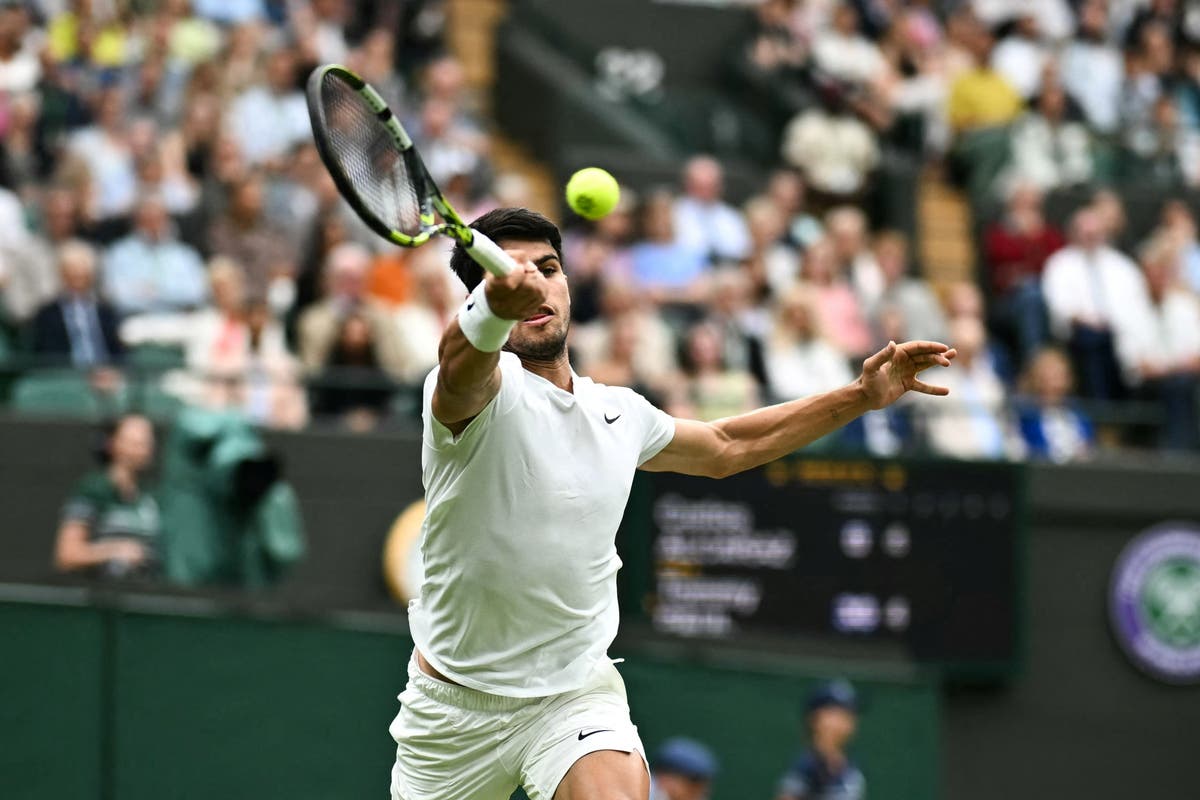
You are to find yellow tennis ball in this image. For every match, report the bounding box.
[566,167,620,220]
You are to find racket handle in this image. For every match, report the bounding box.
[464,230,518,277]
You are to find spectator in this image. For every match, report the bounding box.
[869,230,948,345]
[667,321,759,421]
[584,313,665,404]
[54,415,161,581]
[705,267,769,387]
[1119,21,1173,148]
[1004,76,1097,193]
[765,284,854,401]
[812,3,886,87]
[297,242,407,380]
[412,97,487,187]
[393,250,460,383]
[743,196,800,301]
[1016,346,1096,462]
[650,737,719,800]
[0,4,40,94]
[30,240,123,366]
[1159,199,1200,294]
[945,18,1023,136]
[982,181,1065,358]
[763,168,824,252]
[630,189,710,305]
[1131,236,1200,450]
[799,238,873,358]
[990,12,1049,100]
[67,86,139,223]
[102,195,208,318]
[310,311,396,431]
[781,89,880,201]
[571,280,678,388]
[1122,94,1200,187]
[1060,0,1124,134]
[177,258,306,429]
[672,156,752,264]
[1042,208,1154,399]
[226,46,310,167]
[776,680,866,800]
[207,172,299,308]
[825,205,883,309]
[922,316,1019,460]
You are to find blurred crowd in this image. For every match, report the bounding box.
[0,0,1198,458]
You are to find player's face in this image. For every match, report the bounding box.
[498,238,570,361]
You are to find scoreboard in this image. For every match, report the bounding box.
[618,457,1025,673]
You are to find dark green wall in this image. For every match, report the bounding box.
[0,593,937,800]
[943,461,1200,800]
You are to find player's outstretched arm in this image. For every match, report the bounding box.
[641,340,956,478]
[432,253,549,434]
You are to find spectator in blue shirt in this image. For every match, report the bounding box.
[102,195,208,318]
[776,680,866,800]
[1017,346,1096,462]
[629,189,709,305]
[649,737,718,800]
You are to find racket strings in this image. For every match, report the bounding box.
[319,74,423,236]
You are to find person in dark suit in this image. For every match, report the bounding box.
[29,239,124,365]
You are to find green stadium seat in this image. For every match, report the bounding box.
[10,369,125,420]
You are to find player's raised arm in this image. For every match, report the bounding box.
[432,250,550,432]
[641,340,956,478]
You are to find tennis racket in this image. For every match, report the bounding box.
[306,64,517,277]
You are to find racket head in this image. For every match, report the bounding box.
[306,64,467,248]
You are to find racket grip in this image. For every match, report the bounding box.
[465,230,518,277]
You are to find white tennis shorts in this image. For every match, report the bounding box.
[389,653,647,800]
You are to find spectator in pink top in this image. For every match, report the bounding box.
[800,238,872,358]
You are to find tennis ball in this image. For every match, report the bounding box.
[566,167,620,220]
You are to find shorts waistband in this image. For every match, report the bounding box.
[406,654,536,712]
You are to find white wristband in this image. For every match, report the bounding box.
[457,281,516,353]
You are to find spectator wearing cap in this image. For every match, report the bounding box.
[650,737,718,800]
[776,679,866,800]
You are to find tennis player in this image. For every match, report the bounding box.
[391,208,956,800]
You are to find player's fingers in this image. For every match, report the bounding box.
[912,354,953,370]
[862,340,896,373]
[909,379,950,396]
[897,340,952,357]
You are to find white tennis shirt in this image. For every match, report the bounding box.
[408,351,675,697]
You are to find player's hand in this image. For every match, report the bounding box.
[857,340,956,410]
[483,253,550,321]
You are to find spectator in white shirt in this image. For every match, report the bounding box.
[672,156,752,264]
[1003,76,1096,193]
[990,13,1049,100]
[69,88,139,222]
[869,230,949,346]
[1041,208,1155,399]
[1132,236,1200,450]
[921,316,1021,460]
[812,3,885,87]
[1060,0,1124,134]
[765,284,854,401]
[227,47,311,167]
[825,206,883,308]
[0,5,41,94]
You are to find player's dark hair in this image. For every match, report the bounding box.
[449,207,563,291]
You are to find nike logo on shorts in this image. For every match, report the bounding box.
[466,300,475,311]
[604,413,621,424]
[578,728,612,740]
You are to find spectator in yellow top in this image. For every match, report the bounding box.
[945,17,1023,135]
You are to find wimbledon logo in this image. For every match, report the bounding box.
[1109,523,1200,684]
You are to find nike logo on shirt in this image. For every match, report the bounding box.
[604,413,621,424]
[578,729,612,740]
